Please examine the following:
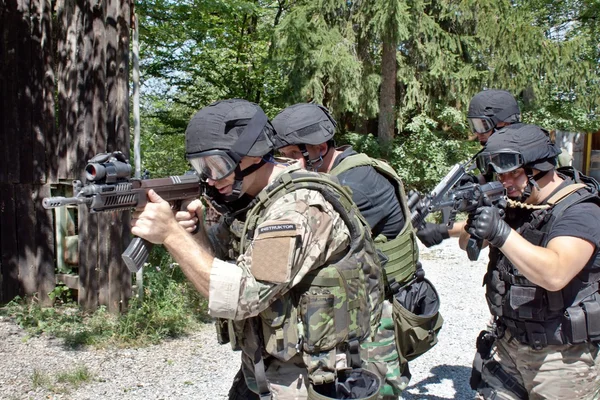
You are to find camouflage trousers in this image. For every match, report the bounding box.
[476,332,600,400]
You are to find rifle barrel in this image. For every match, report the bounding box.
[42,196,91,209]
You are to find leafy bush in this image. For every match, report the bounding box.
[340,108,479,193]
[1,247,209,348]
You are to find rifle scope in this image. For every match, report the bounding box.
[85,160,131,183]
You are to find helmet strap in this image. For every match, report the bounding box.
[298,144,325,172]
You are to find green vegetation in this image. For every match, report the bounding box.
[1,247,209,348]
[136,0,599,192]
[30,365,93,394]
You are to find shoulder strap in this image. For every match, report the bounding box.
[330,153,373,175]
[240,171,368,251]
[545,184,587,206]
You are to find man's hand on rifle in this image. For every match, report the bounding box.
[176,199,205,233]
[132,190,183,245]
[465,205,511,248]
[417,223,450,248]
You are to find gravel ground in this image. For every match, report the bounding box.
[0,237,490,400]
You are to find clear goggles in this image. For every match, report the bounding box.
[187,150,239,181]
[476,150,524,174]
[468,117,496,134]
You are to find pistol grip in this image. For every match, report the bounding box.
[467,237,483,261]
[122,237,153,272]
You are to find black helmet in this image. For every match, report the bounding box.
[185,99,275,210]
[272,103,337,148]
[476,124,561,174]
[467,90,521,134]
[185,99,274,158]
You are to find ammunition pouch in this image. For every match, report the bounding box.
[215,318,241,351]
[392,275,443,367]
[307,369,381,400]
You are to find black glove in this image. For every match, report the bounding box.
[417,222,450,247]
[466,206,511,248]
[458,173,479,186]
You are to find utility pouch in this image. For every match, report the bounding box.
[509,286,541,319]
[300,291,337,352]
[563,305,588,344]
[392,277,443,364]
[260,297,300,361]
[215,318,231,345]
[307,369,381,400]
[584,300,600,342]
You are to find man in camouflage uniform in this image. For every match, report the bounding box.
[460,124,600,399]
[271,103,431,397]
[132,99,385,399]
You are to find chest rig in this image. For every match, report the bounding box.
[225,169,385,387]
[330,152,419,297]
[486,182,600,349]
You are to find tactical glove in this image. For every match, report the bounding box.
[458,173,479,186]
[466,206,511,248]
[417,222,450,248]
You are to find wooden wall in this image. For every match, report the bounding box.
[1,0,132,312]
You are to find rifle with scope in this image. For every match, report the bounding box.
[43,151,204,273]
[408,158,506,261]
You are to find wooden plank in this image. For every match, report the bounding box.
[98,214,110,309]
[14,184,37,296]
[28,0,50,185]
[40,0,56,184]
[0,184,21,302]
[35,184,55,306]
[18,0,34,185]
[64,235,79,265]
[1,1,21,183]
[77,206,99,311]
[0,2,8,183]
[108,0,132,312]
[56,0,80,180]
[55,273,80,290]
[88,0,109,310]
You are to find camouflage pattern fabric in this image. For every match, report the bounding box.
[477,332,600,399]
[207,163,387,399]
[361,299,405,397]
[208,184,351,319]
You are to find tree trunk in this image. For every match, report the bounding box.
[378,31,396,146]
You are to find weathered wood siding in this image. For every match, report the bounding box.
[1,0,132,312]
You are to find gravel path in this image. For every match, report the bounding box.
[0,238,490,400]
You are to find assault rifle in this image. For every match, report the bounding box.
[42,151,203,273]
[408,159,506,260]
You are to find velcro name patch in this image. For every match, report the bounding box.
[258,224,296,234]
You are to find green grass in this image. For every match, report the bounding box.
[0,247,211,348]
[30,365,93,394]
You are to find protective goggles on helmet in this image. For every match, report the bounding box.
[187,150,239,181]
[476,150,524,174]
[468,116,496,134]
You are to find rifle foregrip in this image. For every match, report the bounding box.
[122,237,153,273]
[467,237,483,261]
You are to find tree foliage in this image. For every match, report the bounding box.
[135,0,600,188]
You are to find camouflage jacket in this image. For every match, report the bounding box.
[206,161,385,397]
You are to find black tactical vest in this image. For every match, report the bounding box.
[485,184,600,349]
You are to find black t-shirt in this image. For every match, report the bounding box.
[546,201,600,246]
[332,147,405,239]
